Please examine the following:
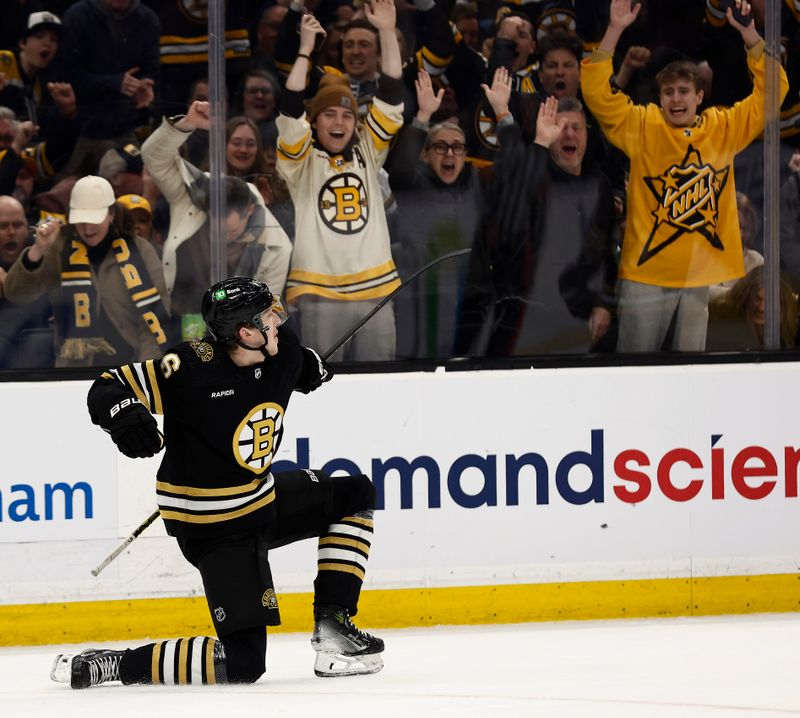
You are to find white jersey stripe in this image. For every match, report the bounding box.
[158,474,275,512]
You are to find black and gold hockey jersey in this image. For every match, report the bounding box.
[87,324,330,539]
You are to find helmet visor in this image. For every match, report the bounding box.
[253,294,288,331]
[271,294,289,325]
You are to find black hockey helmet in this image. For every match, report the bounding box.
[201,277,287,344]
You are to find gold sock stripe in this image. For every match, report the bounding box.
[205,638,216,685]
[151,641,163,683]
[178,638,189,684]
[341,515,374,529]
[318,536,371,555]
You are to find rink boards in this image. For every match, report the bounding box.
[1,363,799,645]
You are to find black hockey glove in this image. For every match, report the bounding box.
[298,348,335,393]
[109,404,163,458]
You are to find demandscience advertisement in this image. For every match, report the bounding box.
[1,362,799,602]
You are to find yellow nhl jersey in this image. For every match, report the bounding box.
[581,45,788,288]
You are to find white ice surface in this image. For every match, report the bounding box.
[1,615,799,717]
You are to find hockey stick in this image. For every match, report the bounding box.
[90,509,161,576]
[321,247,471,360]
[90,247,471,575]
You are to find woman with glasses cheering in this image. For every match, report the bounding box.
[387,69,482,358]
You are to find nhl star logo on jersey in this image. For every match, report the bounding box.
[255,368,262,379]
[640,145,729,265]
[214,606,226,622]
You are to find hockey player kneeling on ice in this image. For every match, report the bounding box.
[50,276,383,689]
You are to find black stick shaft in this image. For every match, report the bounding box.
[90,509,161,576]
[322,247,471,361]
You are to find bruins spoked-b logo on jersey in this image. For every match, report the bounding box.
[475,106,500,151]
[319,173,368,234]
[233,402,284,473]
[640,145,729,265]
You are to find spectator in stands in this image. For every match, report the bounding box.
[388,70,481,358]
[252,3,289,75]
[275,0,453,119]
[232,69,281,146]
[512,31,627,197]
[98,142,145,197]
[490,12,537,80]
[220,116,274,205]
[276,7,382,115]
[3,175,172,366]
[457,74,617,356]
[144,0,251,117]
[0,109,36,197]
[581,0,787,353]
[0,12,69,128]
[444,10,537,166]
[0,96,80,206]
[0,194,53,368]
[58,0,160,177]
[780,148,800,292]
[277,5,403,361]
[709,191,763,302]
[0,109,74,227]
[318,20,347,70]
[141,100,291,326]
[451,1,480,51]
[117,193,156,251]
[708,266,798,351]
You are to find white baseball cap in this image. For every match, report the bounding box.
[69,176,116,224]
[26,11,62,37]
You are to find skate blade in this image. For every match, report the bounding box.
[314,651,383,678]
[50,653,73,683]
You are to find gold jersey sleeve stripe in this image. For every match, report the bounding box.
[418,46,452,69]
[121,364,150,411]
[278,133,310,157]
[277,144,312,163]
[156,475,270,497]
[145,360,164,415]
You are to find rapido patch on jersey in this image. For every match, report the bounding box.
[233,402,285,473]
[318,172,368,234]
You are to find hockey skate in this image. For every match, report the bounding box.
[50,648,124,689]
[311,606,384,677]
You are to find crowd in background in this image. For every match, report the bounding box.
[0,0,799,369]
